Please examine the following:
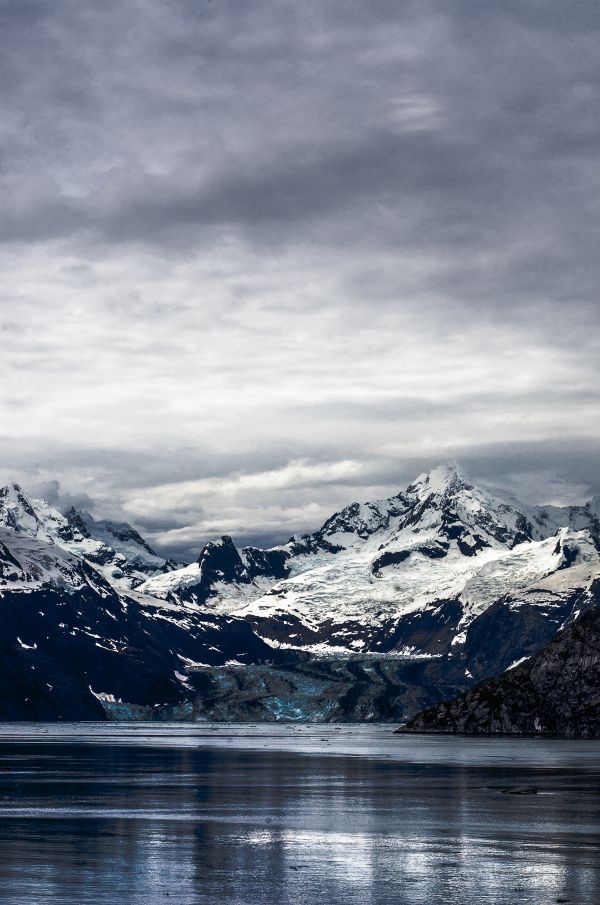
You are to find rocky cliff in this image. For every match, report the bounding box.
[403,583,600,736]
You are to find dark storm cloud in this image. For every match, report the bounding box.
[0,9,593,242]
[0,0,596,333]
[2,0,599,255]
[0,0,598,555]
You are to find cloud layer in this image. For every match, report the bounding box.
[0,0,598,559]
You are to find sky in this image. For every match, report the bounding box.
[0,0,599,561]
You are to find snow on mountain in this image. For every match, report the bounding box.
[0,483,173,590]
[139,464,600,655]
[403,578,600,736]
[0,510,290,720]
[140,534,282,608]
[458,528,599,620]
[0,463,599,722]
[230,528,599,655]
[491,489,600,544]
[0,527,113,597]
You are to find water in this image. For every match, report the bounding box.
[0,724,598,904]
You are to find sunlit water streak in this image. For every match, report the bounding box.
[0,723,598,904]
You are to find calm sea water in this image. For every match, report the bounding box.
[0,723,598,904]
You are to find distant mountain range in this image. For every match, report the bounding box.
[0,465,598,728]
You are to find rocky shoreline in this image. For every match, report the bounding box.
[401,587,600,737]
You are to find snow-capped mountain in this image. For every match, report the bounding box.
[0,464,598,723]
[0,483,175,590]
[0,526,114,597]
[501,491,600,546]
[140,464,600,661]
[0,517,288,720]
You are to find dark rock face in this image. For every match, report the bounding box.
[177,535,294,603]
[403,588,600,736]
[371,549,411,573]
[377,600,465,656]
[417,542,449,559]
[0,541,23,578]
[457,535,487,556]
[459,592,590,683]
[64,507,91,538]
[159,537,293,607]
[0,582,287,721]
[0,528,288,720]
[243,610,324,648]
[159,558,179,573]
[242,547,291,580]
[555,536,580,569]
[286,535,344,556]
[144,654,466,723]
[197,535,249,585]
[197,536,297,586]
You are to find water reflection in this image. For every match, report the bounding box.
[0,727,597,903]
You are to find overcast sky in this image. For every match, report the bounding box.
[0,0,599,560]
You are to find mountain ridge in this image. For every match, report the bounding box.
[0,464,598,723]
[139,464,600,660]
[0,483,176,590]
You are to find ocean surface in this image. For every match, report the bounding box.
[0,723,598,904]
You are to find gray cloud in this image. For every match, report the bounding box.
[0,0,598,559]
[28,479,95,514]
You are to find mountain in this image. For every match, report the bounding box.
[504,492,600,548]
[402,580,600,736]
[0,523,288,720]
[0,465,598,723]
[0,483,176,590]
[139,465,600,668]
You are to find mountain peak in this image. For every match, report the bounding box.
[0,483,169,590]
[0,482,27,501]
[407,463,468,496]
[64,506,92,538]
[197,535,249,586]
[0,482,43,532]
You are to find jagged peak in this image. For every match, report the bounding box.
[0,481,28,500]
[197,534,242,563]
[197,534,235,555]
[0,481,44,527]
[64,506,92,538]
[588,495,600,516]
[0,482,69,521]
[406,463,470,497]
[211,534,236,548]
[197,534,249,585]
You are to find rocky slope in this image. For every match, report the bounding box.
[140,466,600,669]
[0,483,176,590]
[0,525,287,720]
[136,654,466,722]
[403,582,600,736]
[0,466,598,722]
